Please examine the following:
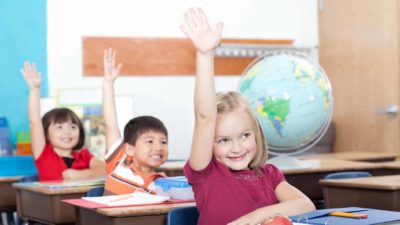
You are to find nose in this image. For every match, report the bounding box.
[231,140,242,154]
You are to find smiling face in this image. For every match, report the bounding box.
[47,121,80,152]
[130,130,169,171]
[213,108,257,171]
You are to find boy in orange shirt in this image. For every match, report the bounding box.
[102,48,169,195]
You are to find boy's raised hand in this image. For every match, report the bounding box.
[21,62,42,89]
[180,8,223,54]
[103,48,122,81]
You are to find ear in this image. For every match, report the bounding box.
[124,143,135,157]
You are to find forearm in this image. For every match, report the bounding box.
[194,51,217,122]
[257,197,315,221]
[102,80,120,147]
[70,167,106,180]
[189,51,217,170]
[28,88,41,126]
[28,87,46,158]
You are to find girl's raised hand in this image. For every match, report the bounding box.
[103,48,122,81]
[180,8,223,54]
[21,62,42,89]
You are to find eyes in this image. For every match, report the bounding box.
[53,123,79,130]
[144,139,168,145]
[216,131,252,145]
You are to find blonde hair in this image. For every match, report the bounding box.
[216,91,268,171]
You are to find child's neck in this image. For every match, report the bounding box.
[53,147,73,158]
[132,162,157,178]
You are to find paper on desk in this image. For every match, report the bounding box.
[37,177,105,189]
[82,192,170,207]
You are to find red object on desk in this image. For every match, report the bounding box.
[262,215,293,225]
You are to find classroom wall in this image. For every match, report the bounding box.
[47,0,318,159]
[0,0,47,147]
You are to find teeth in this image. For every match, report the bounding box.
[151,155,162,159]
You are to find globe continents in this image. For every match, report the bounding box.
[238,51,333,154]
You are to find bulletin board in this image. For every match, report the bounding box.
[82,37,293,76]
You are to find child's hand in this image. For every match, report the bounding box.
[103,48,122,82]
[62,169,81,180]
[227,208,266,225]
[180,8,223,54]
[21,62,42,89]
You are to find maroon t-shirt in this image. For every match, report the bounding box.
[35,144,93,181]
[184,158,285,225]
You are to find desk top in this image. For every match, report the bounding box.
[159,160,186,171]
[0,176,21,183]
[319,175,400,190]
[160,158,380,175]
[13,182,98,195]
[297,151,399,162]
[93,201,196,217]
[377,161,400,169]
[282,158,380,175]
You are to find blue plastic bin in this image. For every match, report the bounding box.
[0,156,38,177]
[154,176,194,200]
[0,117,12,155]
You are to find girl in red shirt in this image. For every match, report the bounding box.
[21,62,105,181]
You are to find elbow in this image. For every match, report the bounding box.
[195,112,216,123]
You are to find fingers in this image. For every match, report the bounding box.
[116,63,122,75]
[197,8,208,26]
[215,22,224,38]
[182,7,205,35]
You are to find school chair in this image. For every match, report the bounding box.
[19,175,38,183]
[166,206,199,225]
[322,171,372,209]
[324,171,372,180]
[86,186,104,197]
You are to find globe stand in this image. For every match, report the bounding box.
[267,155,312,170]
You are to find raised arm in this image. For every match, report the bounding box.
[21,62,46,159]
[102,48,123,150]
[180,8,223,170]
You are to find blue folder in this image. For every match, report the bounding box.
[290,207,400,225]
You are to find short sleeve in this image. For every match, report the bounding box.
[79,148,94,166]
[263,164,285,190]
[184,158,220,185]
[71,148,93,169]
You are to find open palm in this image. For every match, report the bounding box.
[180,8,223,54]
[103,48,122,81]
[21,62,42,89]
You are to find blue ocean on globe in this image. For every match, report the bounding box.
[238,52,333,153]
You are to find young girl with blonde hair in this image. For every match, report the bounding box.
[180,8,315,225]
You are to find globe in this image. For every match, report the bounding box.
[238,51,333,165]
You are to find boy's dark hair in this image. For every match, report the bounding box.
[42,108,85,150]
[123,116,168,146]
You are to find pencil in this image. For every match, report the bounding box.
[329,212,368,219]
[110,194,135,202]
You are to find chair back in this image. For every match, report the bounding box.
[86,186,104,197]
[324,171,372,180]
[19,175,39,183]
[167,206,199,225]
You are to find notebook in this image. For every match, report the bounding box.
[82,191,170,207]
[290,207,400,225]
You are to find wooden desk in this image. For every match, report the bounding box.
[0,177,20,212]
[320,175,400,211]
[282,159,382,201]
[297,151,399,162]
[74,201,196,225]
[13,183,98,225]
[158,160,185,176]
[374,161,400,175]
